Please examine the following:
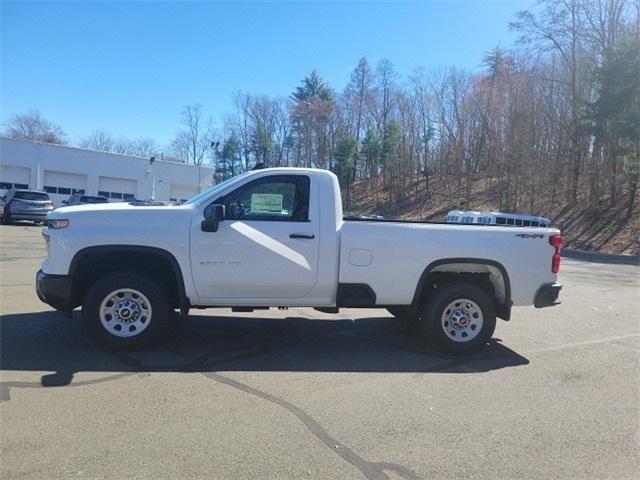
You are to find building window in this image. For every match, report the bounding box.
[43,185,84,195]
[123,193,135,200]
[14,183,28,189]
[98,191,110,198]
[110,192,123,199]
[0,182,13,189]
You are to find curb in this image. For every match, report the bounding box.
[562,248,640,266]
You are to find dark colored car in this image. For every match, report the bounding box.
[0,189,54,225]
[62,194,110,206]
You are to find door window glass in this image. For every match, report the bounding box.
[217,175,310,222]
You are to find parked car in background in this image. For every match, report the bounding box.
[1,189,54,225]
[62,194,109,206]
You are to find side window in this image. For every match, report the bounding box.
[217,175,310,222]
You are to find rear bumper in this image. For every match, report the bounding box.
[9,212,50,221]
[534,283,562,308]
[36,270,75,312]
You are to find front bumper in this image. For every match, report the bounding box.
[534,283,562,308]
[36,269,75,312]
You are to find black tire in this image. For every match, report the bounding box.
[421,283,496,354]
[1,214,11,225]
[387,306,417,323]
[82,271,171,349]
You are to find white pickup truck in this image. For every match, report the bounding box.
[36,167,563,353]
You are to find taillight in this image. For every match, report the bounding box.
[549,235,563,273]
[46,219,69,229]
[45,200,53,207]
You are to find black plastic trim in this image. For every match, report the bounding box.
[336,283,377,307]
[411,258,512,320]
[36,269,74,312]
[69,245,189,314]
[534,283,562,308]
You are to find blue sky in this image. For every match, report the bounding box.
[1,0,529,146]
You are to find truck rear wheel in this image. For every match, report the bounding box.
[82,271,170,349]
[421,283,496,354]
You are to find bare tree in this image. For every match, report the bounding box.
[80,129,115,152]
[3,110,66,144]
[171,104,214,165]
[80,130,159,157]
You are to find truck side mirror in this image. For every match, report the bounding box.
[201,204,225,232]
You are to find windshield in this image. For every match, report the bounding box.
[183,172,252,206]
[83,196,109,203]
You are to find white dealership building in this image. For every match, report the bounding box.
[0,137,216,206]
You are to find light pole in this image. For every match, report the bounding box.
[148,156,156,200]
[210,141,220,185]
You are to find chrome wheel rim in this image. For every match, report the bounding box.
[441,298,483,342]
[99,288,152,338]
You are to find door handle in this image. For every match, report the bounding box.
[289,233,315,240]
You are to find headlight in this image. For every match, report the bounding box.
[47,219,70,229]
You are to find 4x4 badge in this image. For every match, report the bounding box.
[515,233,544,239]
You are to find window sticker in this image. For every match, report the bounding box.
[251,193,284,214]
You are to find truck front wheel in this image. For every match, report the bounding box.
[82,271,170,349]
[421,283,496,354]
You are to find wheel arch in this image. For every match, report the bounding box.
[412,258,512,320]
[69,245,189,314]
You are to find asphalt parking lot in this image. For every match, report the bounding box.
[1,224,638,480]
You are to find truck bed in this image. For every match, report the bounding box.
[339,219,559,306]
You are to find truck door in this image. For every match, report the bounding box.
[190,174,320,301]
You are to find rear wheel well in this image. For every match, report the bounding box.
[413,261,511,320]
[418,272,494,303]
[70,248,184,310]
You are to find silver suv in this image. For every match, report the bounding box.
[0,189,54,225]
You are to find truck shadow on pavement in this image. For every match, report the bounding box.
[4,310,529,479]
[1,310,529,390]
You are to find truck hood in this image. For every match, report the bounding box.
[48,202,195,230]
[51,202,184,216]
